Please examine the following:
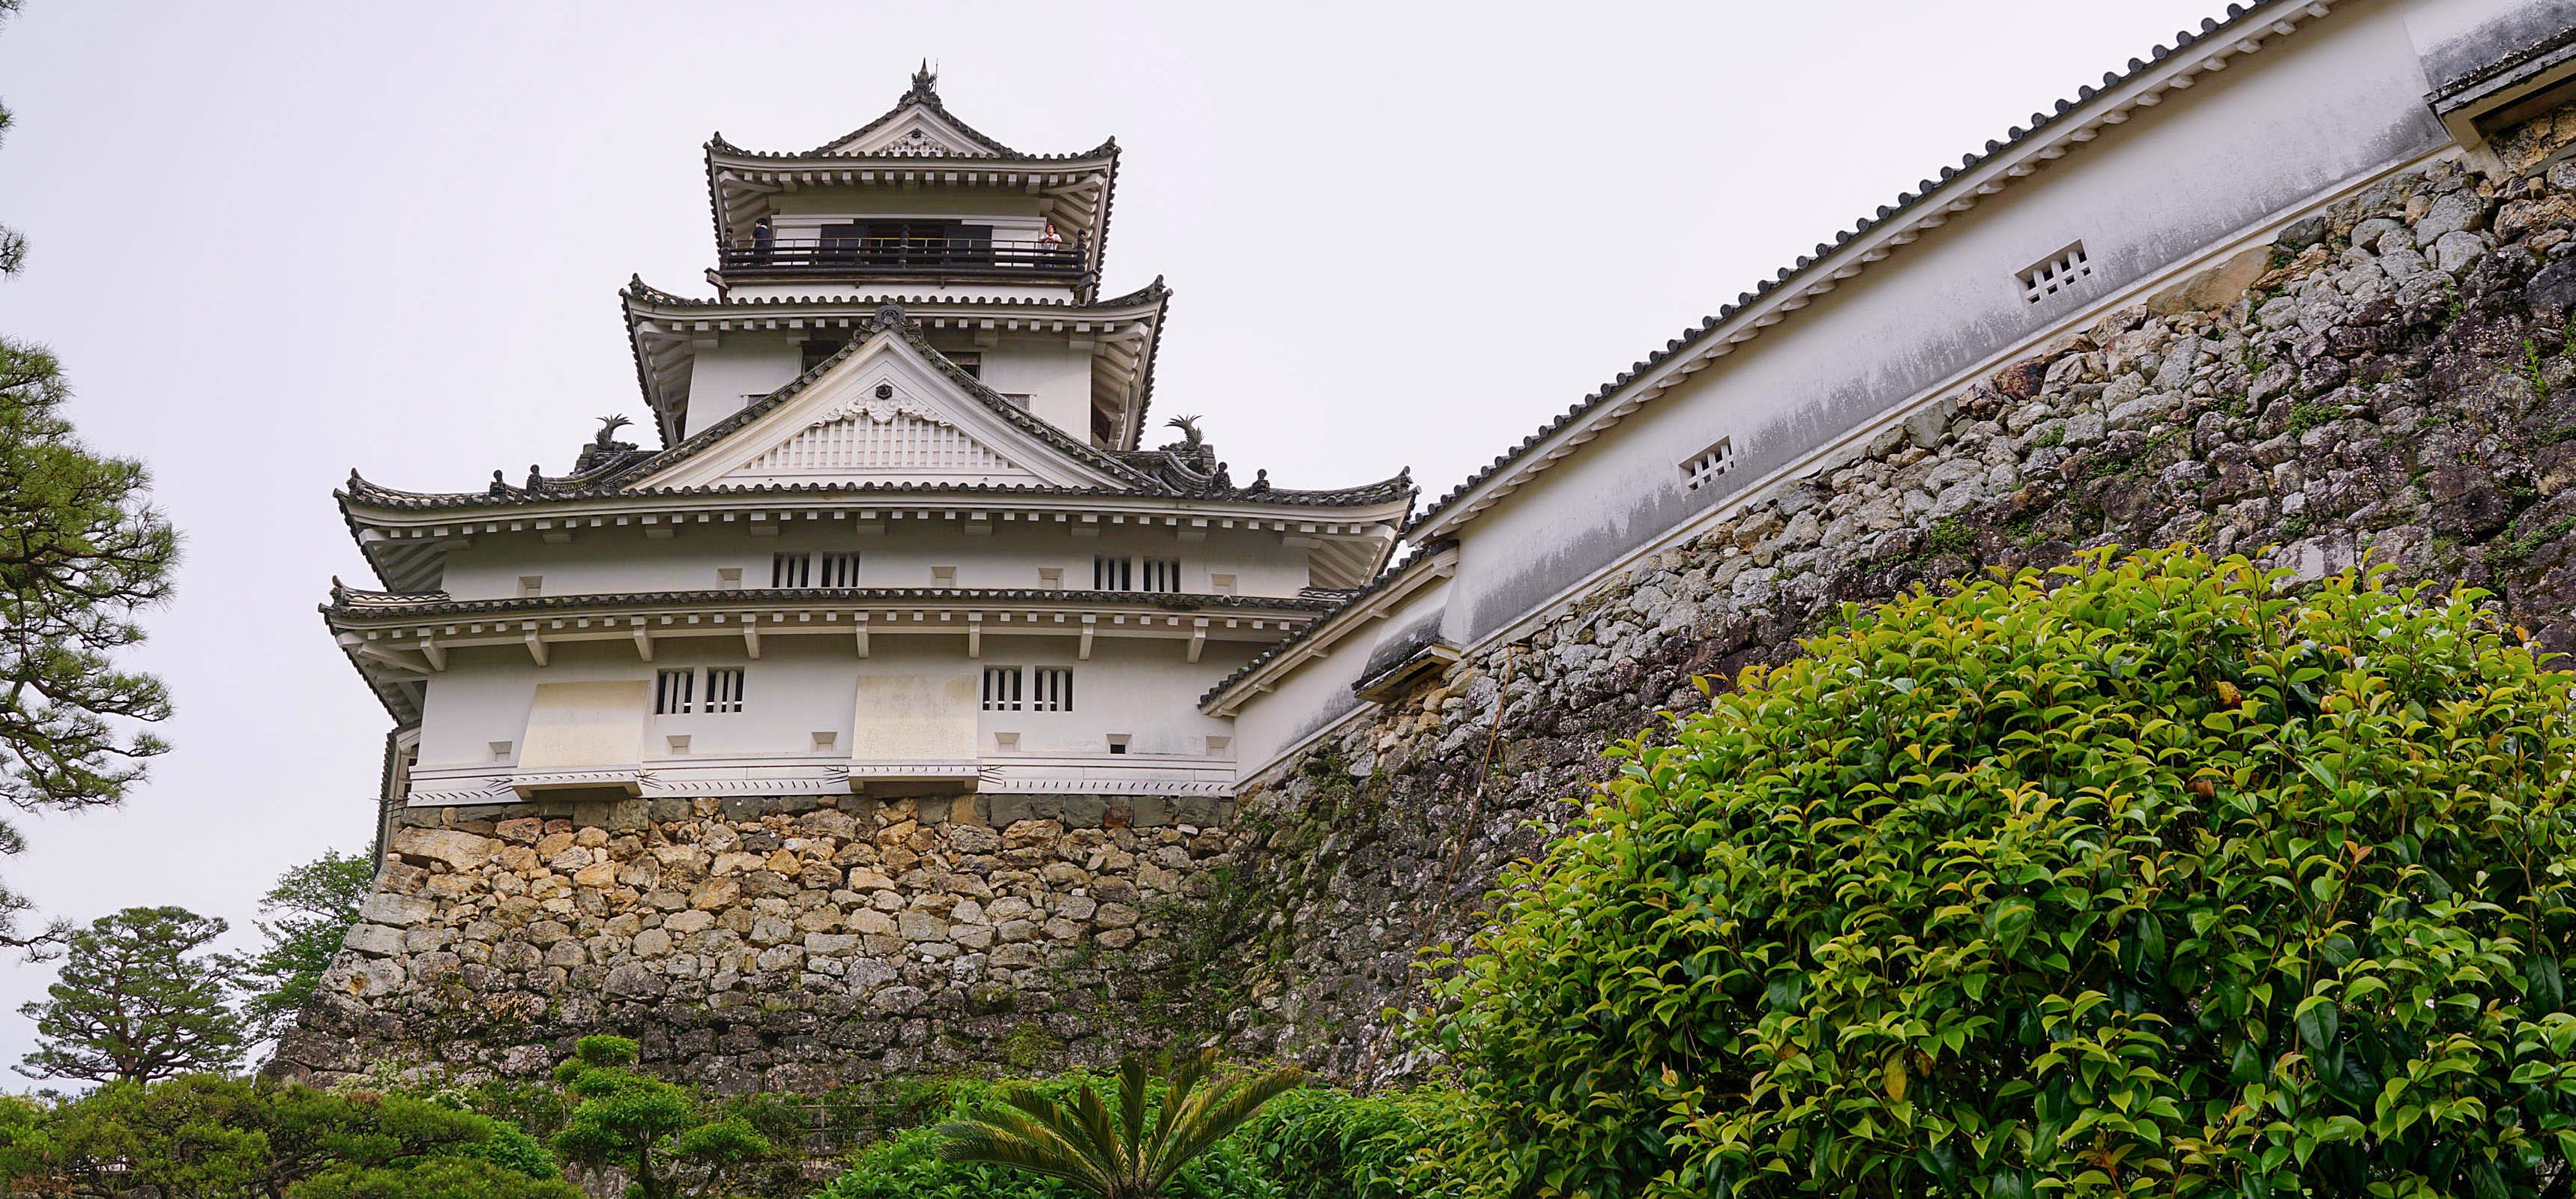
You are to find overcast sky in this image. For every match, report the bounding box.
[0,0,2224,1072]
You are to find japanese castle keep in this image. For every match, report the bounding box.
[286,3,2576,1089]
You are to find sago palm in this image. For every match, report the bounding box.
[935,1047,1305,1198]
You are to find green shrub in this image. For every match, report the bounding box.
[1433,548,2576,1198]
[1234,1085,1469,1199]
[286,1156,582,1199]
[0,1073,563,1196]
[550,1036,773,1199]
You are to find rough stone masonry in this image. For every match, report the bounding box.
[277,791,1243,1090]
[284,142,2576,1093]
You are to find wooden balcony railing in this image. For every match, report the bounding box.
[717,236,1087,277]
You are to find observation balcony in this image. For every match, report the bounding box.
[717,236,1088,281]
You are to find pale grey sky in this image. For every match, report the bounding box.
[0,0,2221,1071]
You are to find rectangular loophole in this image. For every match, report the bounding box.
[1031,668,1074,712]
[2020,241,2091,304]
[703,668,746,714]
[1681,437,1736,492]
[981,665,1023,711]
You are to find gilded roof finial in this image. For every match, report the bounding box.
[908,59,938,103]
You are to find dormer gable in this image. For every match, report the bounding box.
[828,106,1005,158]
[633,314,1139,492]
[815,64,1015,159]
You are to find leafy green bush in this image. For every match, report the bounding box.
[1433,549,2576,1198]
[1234,1085,1469,1199]
[286,1156,581,1199]
[0,1072,565,1197]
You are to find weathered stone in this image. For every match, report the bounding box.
[343,923,407,958]
[387,827,495,872]
[360,893,438,927]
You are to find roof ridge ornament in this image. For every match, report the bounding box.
[906,60,938,104]
[869,303,908,331]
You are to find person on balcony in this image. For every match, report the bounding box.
[750,216,774,264]
[1038,221,1064,258]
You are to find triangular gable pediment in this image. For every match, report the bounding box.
[828,104,1006,158]
[637,333,1130,492]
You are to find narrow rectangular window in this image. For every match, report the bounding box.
[1031,668,1074,712]
[703,668,746,714]
[981,665,1023,711]
[1682,437,1736,492]
[2018,241,2091,304]
[771,552,812,588]
[1139,559,1182,593]
[654,668,694,715]
[815,552,860,588]
[1092,556,1132,591]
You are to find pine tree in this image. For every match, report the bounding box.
[0,0,180,952]
[17,906,246,1084]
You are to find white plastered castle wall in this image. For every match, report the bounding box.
[434,522,1313,601]
[684,332,1100,446]
[1230,576,1451,773]
[408,632,1253,794]
[1231,0,2501,781]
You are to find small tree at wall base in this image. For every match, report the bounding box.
[549,1036,771,1199]
[226,848,374,1045]
[1430,548,2576,1198]
[935,1046,1306,1198]
[16,906,244,1085]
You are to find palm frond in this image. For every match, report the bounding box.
[936,1111,1114,1193]
[1147,1045,1211,1155]
[1117,1055,1150,1180]
[934,1122,1105,1188]
[1067,1081,1129,1183]
[1147,1063,1309,1186]
[1001,1084,1111,1172]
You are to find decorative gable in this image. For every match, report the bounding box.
[635,324,1135,493]
[741,396,1020,477]
[829,108,1004,158]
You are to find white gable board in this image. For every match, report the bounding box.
[830,107,1001,158]
[640,331,1127,492]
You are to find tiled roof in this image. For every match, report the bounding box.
[1404,0,2331,539]
[702,133,1120,166]
[325,582,1346,620]
[339,474,1418,513]
[1198,540,1454,710]
[624,305,1157,489]
[349,305,1413,516]
[620,277,1171,450]
[622,276,1171,312]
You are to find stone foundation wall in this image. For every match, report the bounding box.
[292,152,2576,1094]
[1211,152,2576,1084]
[274,791,1243,1090]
